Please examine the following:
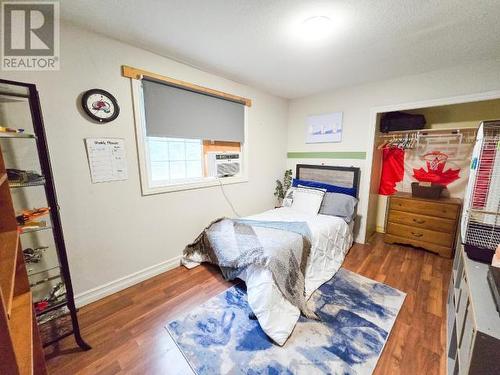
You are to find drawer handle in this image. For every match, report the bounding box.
[411,232,423,238]
[413,218,425,224]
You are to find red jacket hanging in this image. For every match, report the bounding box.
[379,147,405,195]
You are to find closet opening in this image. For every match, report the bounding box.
[365,98,500,256]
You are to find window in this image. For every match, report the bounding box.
[147,137,203,185]
[130,73,249,194]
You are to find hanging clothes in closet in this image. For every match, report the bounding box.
[379,146,405,195]
[377,129,476,197]
[378,135,416,195]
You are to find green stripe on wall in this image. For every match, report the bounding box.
[287,151,366,160]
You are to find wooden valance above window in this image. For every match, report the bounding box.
[121,65,252,107]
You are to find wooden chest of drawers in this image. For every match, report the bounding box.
[384,192,462,258]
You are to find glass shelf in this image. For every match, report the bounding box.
[9,179,46,188]
[19,225,53,234]
[0,132,36,139]
[28,265,60,277]
[0,94,28,103]
[24,245,57,277]
[0,83,29,97]
[36,299,68,318]
[34,283,67,317]
[31,270,65,312]
[38,307,73,347]
[29,273,61,288]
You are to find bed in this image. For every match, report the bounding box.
[182,164,360,345]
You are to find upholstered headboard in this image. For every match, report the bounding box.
[295,164,361,198]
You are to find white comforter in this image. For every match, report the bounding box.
[239,207,353,345]
[182,207,353,345]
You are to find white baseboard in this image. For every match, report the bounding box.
[74,255,182,308]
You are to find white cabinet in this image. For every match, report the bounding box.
[447,245,500,374]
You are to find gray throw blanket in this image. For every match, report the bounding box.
[184,218,318,319]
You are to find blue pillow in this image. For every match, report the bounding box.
[292,178,357,197]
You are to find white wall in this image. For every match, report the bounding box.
[1,22,288,305]
[287,59,500,243]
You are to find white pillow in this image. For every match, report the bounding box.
[282,187,296,207]
[290,187,325,215]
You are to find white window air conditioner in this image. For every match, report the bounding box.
[206,152,241,178]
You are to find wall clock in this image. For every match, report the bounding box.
[81,89,120,123]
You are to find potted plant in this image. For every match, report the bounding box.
[274,169,292,207]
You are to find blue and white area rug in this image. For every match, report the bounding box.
[167,268,405,375]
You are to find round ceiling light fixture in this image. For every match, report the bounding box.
[300,16,334,41]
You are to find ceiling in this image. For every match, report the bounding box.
[61,0,500,99]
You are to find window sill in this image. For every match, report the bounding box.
[141,175,248,195]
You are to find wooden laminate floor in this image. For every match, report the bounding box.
[45,234,452,374]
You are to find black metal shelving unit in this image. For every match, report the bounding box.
[0,78,90,351]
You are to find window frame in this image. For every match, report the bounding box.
[131,79,249,195]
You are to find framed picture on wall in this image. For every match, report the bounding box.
[306,112,343,143]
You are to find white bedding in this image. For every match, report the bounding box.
[239,207,353,345]
[182,207,353,345]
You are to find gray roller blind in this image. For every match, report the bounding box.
[142,79,245,142]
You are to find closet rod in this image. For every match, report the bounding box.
[378,127,478,138]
